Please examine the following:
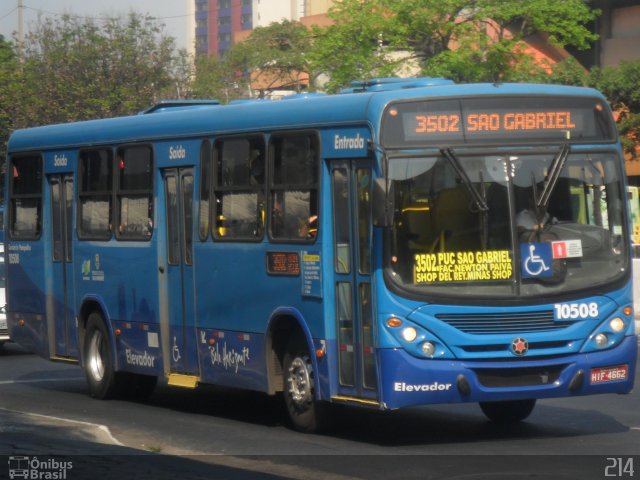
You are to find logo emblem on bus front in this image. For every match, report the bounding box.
[511,337,529,356]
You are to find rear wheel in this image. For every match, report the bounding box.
[479,399,536,423]
[84,313,122,399]
[283,342,328,433]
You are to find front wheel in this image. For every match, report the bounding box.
[283,344,329,433]
[479,399,536,423]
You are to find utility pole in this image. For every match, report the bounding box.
[17,0,24,60]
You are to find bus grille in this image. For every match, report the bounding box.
[474,365,566,387]
[435,310,573,334]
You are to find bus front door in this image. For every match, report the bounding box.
[47,174,77,359]
[161,168,199,377]
[331,160,378,403]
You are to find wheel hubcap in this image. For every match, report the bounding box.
[87,330,105,382]
[288,356,312,406]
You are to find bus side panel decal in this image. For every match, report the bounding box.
[44,150,76,171]
[322,128,371,158]
[197,329,266,391]
[155,140,201,167]
[113,320,162,375]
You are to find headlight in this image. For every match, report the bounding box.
[609,317,625,332]
[594,333,608,348]
[421,341,436,356]
[401,327,417,342]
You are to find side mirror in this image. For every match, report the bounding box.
[373,178,394,227]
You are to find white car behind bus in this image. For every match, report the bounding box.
[0,243,7,346]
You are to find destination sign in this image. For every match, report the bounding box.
[382,96,616,146]
[266,251,300,276]
[414,250,513,284]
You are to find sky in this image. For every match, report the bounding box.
[0,0,192,51]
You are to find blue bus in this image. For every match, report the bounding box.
[5,78,637,431]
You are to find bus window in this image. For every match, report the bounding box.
[198,140,212,241]
[332,168,350,273]
[78,149,113,239]
[213,136,265,240]
[116,146,153,240]
[10,155,43,239]
[269,133,319,241]
[356,168,372,274]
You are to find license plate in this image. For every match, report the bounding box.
[0,318,6,331]
[590,365,628,384]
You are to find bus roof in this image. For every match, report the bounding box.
[7,81,606,153]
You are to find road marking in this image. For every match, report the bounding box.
[0,407,124,446]
[0,377,84,385]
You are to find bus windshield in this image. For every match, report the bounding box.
[387,149,628,299]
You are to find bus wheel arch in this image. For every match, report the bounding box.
[265,313,313,395]
[78,301,157,400]
[265,312,329,432]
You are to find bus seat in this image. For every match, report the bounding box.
[400,197,435,251]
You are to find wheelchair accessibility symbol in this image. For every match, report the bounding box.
[520,243,553,278]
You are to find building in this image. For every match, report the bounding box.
[195,0,333,57]
[571,0,640,68]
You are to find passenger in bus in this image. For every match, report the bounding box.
[272,197,295,237]
[298,215,318,239]
[516,206,549,231]
[249,148,264,185]
[516,195,555,232]
[272,196,317,239]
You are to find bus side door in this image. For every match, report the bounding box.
[331,159,378,401]
[160,168,199,375]
[47,173,77,358]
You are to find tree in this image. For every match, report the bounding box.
[236,20,313,95]
[1,12,191,133]
[311,0,599,91]
[191,54,247,102]
[193,20,313,101]
[0,34,18,163]
[590,61,640,158]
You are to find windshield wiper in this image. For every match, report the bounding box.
[440,148,488,212]
[537,143,570,210]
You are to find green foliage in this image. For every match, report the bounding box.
[547,57,589,86]
[235,20,311,89]
[2,3,637,160]
[194,20,313,100]
[0,34,18,160]
[311,0,599,90]
[191,54,247,102]
[589,61,640,157]
[308,1,400,91]
[0,12,191,155]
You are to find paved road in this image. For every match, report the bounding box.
[1,341,639,479]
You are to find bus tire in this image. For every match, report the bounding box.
[83,313,121,399]
[479,399,536,423]
[283,342,328,433]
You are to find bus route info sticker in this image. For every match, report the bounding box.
[301,251,322,298]
[413,250,513,283]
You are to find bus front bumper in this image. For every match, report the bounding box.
[379,335,637,410]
